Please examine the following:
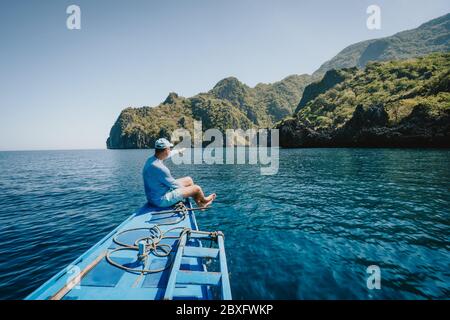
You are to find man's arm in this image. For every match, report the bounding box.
[167,148,186,159]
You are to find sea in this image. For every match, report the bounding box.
[0,148,448,299]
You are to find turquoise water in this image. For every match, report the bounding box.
[0,149,449,299]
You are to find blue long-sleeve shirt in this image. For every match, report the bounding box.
[143,155,179,205]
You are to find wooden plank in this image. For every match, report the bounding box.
[163,233,187,300]
[218,235,232,300]
[183,246,219,259]
[50,252,106,300]
[176,270,222,286]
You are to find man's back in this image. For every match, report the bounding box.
[143,155,179,205]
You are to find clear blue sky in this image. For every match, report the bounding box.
[1,0,449,150]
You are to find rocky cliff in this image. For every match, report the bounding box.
[277,53,450,147]
[107,75,312,148]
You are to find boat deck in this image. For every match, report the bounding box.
[26,201,230,300]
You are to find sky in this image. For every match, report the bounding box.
[0,0,449,150]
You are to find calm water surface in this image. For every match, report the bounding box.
[0,149,449,299]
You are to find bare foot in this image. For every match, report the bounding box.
[200,193,216,208]
[194,199,203,207]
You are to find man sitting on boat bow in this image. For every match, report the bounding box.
[143,138,216,208]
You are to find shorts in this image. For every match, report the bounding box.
[156,188,184,207]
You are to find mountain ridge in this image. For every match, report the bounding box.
[313,13,450,77]
[107,73,312,148]
[107,13,450,149]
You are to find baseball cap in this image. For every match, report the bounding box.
[155,138,174,150]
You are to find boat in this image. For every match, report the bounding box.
[26,201,232,300]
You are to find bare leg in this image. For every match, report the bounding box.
[175,176,194,187]
[179,185,216,208]
[179,185,206,206]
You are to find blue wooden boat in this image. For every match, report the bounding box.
[26,201,231,300]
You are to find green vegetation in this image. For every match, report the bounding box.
[297,53,449,130]
[277,52,450,147]
[295,68,357,113]
[107,75,312,148]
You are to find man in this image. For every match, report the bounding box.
[143,138,216,208]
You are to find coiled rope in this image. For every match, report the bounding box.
[105,202,214,274]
